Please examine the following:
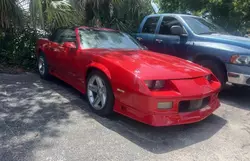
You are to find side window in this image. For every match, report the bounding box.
[50,29,63,42]
[159,17,183,35]
[60,29,76,43]
[142,17,160,34]
[52,29,76,44]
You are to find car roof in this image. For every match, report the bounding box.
[55,26,118,32]
[147,13,200,18]
[76,26,118,32]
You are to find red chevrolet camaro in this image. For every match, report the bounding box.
[36,26,221,126]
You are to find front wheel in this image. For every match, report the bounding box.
[86,70,114,116]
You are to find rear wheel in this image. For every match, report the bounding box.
[38,53,50,79]
[86,70,114,116]
[198,59,226,87]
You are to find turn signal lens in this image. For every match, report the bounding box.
[158,102,173,109]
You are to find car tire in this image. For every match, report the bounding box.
[86,70,114,116]
[38,53,50,79]
[198,59,226,87]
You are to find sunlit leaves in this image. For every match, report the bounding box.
[158,0,250,33]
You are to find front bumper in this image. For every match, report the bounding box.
[114,92,220,127]
[114,77,221,127]
[226,64,250,86]
[148,94,220,126]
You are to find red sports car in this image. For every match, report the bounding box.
[36,26,221,126]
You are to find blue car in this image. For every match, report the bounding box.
[134,14,250,87]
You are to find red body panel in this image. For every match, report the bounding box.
[36,27,221,126]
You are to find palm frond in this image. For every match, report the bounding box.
[46,0,80,30]
[0,0,24,29]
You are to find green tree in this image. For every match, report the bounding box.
[70,0,153,32]
[0,0,153,69]
[0,0,24,29]
[158,0,250,33]
[29,0,80,31]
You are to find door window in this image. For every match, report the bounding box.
[60,29,76,43]
[50,29,63,42]
[159,17,183,35]
[142,17,160,34]
[51,29,76,44]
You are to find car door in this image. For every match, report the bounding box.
[154,16,188,58]
[136,16,160,50]
[45,29,64,71]
[53,29,78,82]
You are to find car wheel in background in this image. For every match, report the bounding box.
[198,60,226,87]
[38,53,50,79]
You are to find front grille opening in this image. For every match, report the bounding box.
[179,97,210,113]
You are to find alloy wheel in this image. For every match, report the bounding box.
[87,75,107,110]
[38,57,45,76]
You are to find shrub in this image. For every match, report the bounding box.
[0,28,46,70]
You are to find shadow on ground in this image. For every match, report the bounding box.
[42,75,227,154]
[0,73,227,160]
[0,73,89,161]
[220,85,250,111]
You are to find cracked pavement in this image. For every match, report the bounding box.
[0,73,250,161]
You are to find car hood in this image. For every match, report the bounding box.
[94,49,210,80]
[202,34,250,50]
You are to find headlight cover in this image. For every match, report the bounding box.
[144,80,165,89]
[231,55,250,66]
[205,74,212,82]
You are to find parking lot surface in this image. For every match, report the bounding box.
[0,73,250,161]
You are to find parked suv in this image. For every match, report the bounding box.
[134,14,250,87]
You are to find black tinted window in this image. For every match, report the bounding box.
[142,17,160,34]
[159,17,182,35]
[50,29,63,42]
[60,29,76,43]
[52,29,76,43]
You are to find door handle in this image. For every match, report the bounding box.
[136,37,143,41]
[156,39,163,43]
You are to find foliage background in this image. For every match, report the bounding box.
[0,0,250,70]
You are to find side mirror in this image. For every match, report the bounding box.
[62,42,76,49]
[142,45,148,50]
[170,25,186,36]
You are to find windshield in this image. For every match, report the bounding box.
[79,29,142,49]
[182,16,227,35]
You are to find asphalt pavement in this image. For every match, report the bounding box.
[0,73,249,161]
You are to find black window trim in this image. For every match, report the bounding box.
[152,15,188,37]
[60,29,77,43]
[50,28,77,44]
[157,16,188,36]
[141,16,161,34]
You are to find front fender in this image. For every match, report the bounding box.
[192,41,249,63]
[86,62,111,80]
